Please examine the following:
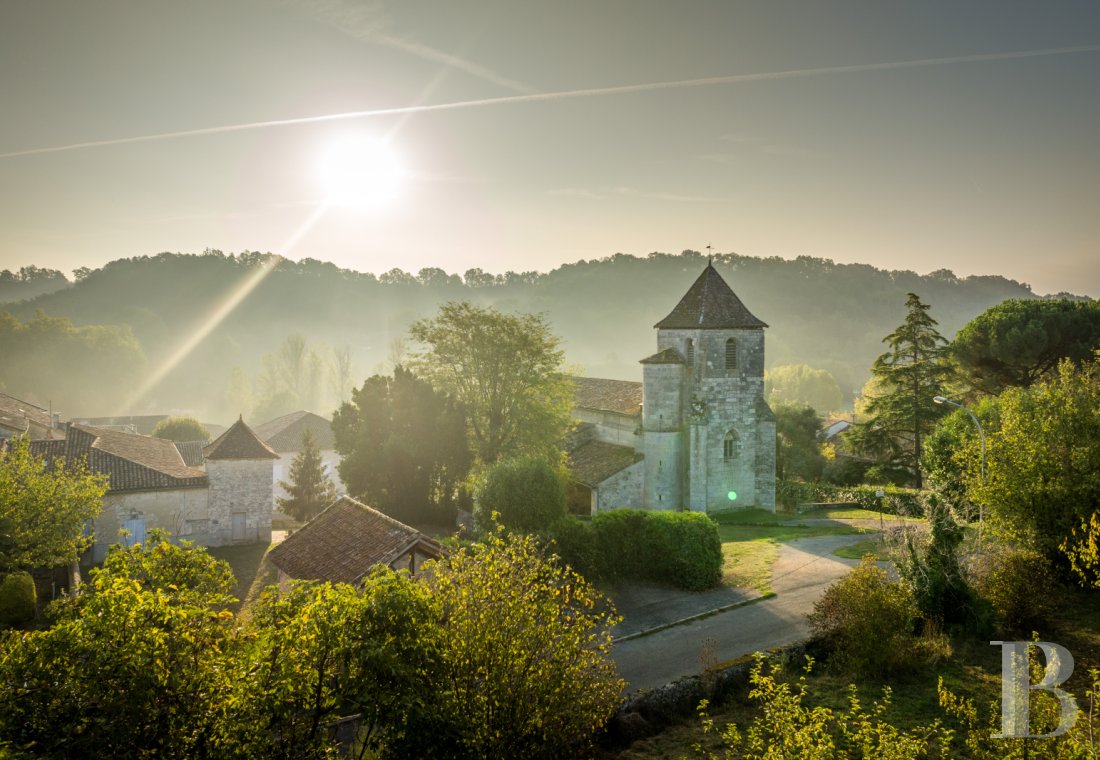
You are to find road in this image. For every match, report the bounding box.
[612,533,871,692]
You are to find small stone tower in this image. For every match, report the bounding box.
[641,262,776,511]
[203,416,279,545]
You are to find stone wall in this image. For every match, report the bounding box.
[574,408,641,449]
[96,487,209,562]
[595,459,644,512]
[207,458,274,547]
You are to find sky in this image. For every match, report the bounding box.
[1,0,1098,296]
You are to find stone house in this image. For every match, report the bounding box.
[253,410,345,507]
[567,262,776,513]
[267,496,445,587]
[30,417,277,562]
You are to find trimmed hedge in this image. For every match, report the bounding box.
[0,571,36,627]
[545,510,723,592]
[776,479,934,517]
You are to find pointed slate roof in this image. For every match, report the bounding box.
[655,263,768,330]
[203,416,279,461]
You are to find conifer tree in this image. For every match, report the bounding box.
[853,293,949,489]
[277,429,338,522]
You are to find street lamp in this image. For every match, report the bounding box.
[933,395,986,548]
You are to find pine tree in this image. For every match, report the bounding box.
[277,429,338,523]
[853,293,949,489]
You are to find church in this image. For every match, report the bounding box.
[567,262,776,513]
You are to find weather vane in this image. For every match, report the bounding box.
[706,243,713,265]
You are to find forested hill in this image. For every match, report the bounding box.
[3,249,1075,420]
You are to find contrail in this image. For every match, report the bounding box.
[3,44,1098,161]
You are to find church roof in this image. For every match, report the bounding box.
[639,348,685,365]
[572,376,644,417]
[568,440,643,487]
[254,410,335,453]
[203,417,279,460]
[267,496,445,584]
[655,263,768,330]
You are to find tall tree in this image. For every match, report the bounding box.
[333,367,471,524]
[950,298,1100,398]
[408,302,572,463]
[773,403,827,482]
[0,437,107,572]
[852,293,949,488]
[276,428,339,522]
[765,364,844,413]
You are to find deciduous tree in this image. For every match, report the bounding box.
[474,455,567,532]
[773,403,827,482]
[151,414,210,442]
[409,302,572,464]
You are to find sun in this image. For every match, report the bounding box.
[316,133,404,208]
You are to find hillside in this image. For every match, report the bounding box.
[3,249,1066,421]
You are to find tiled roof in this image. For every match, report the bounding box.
[0,392,54,435]
[253,410,335,453]
[174,440,206,467]
[203,417,279,461]
[568,440,643,487]
[655,263,768,330]
[29,424,208,493]
[640,347,685,365]
[572,376,643,416]
[74,415,226,438]
[267,496,445,584]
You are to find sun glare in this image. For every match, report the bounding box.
[316,134,404,208]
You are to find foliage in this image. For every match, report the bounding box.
[253,333,326,421]
[765,364,844,413]
[0,266,69,304]
[1063,512,1100,590]
[408,301,572,464]
[694,655,941,759]
[0,572,35,627]
[0,537,245,757]
[808,557,922,676]
[150,414,210,441]
[277,428,339,522]
[333,366,471,525]
[773,403,827,482]
[851,293,950,489]
[544,510,723,591]
[920,397,998,514]
[248,571,440,758]
[968,546,1057,632]
[413,529,623,759]
[0,437,106,572]
[950,298,1100,397]
[970,357,1100,562]
[474,455,567,533]
[894,502,984,632]
[775,478,932,516]
[0,310,145,414]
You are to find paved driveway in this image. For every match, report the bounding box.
[612,533,872,692]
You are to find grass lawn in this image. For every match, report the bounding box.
[712,509,870,593]
[207,542,275,613]
[833,537,891,561]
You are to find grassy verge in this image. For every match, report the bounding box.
[833,537,891,561]
[713,509,869,594]
[207,542,274,613]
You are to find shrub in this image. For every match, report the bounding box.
[543,517,599,580]
[776,478,932,516]
[808,557,920,676]
[0,572,35,627]
[592,509,651,581]
[644,511,723,592]
[474,456,567,533]
[969,546,1058,632]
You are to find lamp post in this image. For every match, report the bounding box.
[933,395,986,548]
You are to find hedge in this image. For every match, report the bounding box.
[544,510,723,592]
[0,571,36,627]
[776,479,934,517]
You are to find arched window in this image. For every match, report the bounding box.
[685,338,695,365]
[725,338,738,371]
[723,429,739,461]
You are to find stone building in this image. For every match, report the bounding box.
[567,262,776,513]
[30,417,277,561]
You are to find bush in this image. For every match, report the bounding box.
[776,479,932,516]
[0,572,35,627]
[474,456,567,533]
[969,546,1058,632]
[808,557,920,676]
[546,511,723,592]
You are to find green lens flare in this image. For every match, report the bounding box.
[727,491,738,501]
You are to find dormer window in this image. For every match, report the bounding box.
[725,338,737,371]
